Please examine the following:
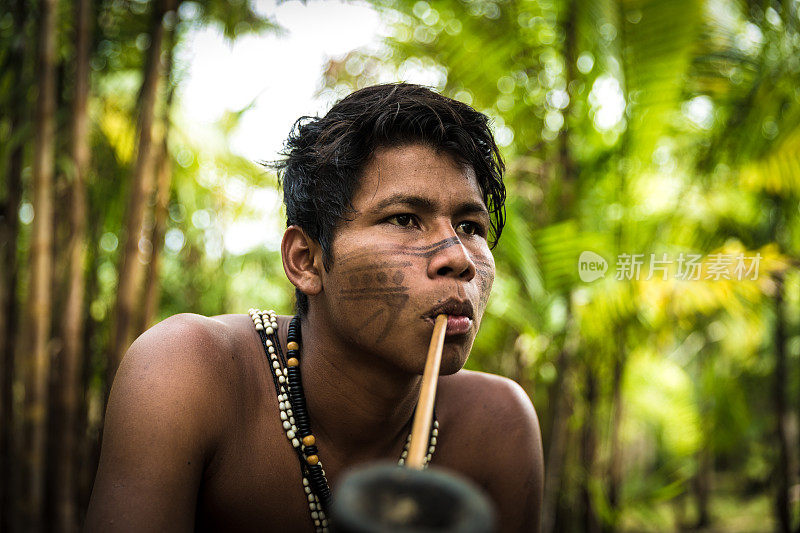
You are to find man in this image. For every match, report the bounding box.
[86,83,543,532]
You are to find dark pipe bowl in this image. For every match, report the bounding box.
[331,462,495,533]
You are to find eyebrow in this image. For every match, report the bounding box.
[370,193,489,218]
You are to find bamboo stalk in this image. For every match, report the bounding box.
[406,314,447,469]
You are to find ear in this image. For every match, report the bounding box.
[281,225,324,297]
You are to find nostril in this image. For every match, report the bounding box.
[437,266,453,276]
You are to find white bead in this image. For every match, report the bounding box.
[255,323,264,330]
[272,361,279,369]
[398,458,405,465]
[312,511,319,519]
[279,376,285,384]
[291,425,297,432]
[314,519,320,526]
[286,409,293,416]
[305,485,311,494]
[428,446,435,453]
[280,411,287,421]
[266,339,272,347]
[308,493,315,502]
[279,402,285,410]
[275,368,282,377]
[431,437,437,445]
[287,429,295,439]
[289,416,295,425]
[268,346,275,354]
[322,519,328,527]
[283,421,291,430]
[401,450,407,458]
[309,502,316,511]
[303,478,309,486]
[292,438,300,447]
[266,327,274,335]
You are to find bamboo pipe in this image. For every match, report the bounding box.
[406,314,447,469]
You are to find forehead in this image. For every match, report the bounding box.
[354,144,485,210]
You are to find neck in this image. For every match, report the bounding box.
[284,311,423,461]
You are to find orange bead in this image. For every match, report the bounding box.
[306,454,319,465]
[287,357,299,367]
[303,435,316,447]
[287,341,299,351]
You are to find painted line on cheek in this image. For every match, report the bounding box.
[339,287,409,296]
[338,261,413,274]
[336,238,461,263]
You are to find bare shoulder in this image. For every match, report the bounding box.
[115,312,257,396]
[439,369,539,430]
[86,313,257,532]
[124,312,247,366]
[438,370,543,533]
[109,312,264,447]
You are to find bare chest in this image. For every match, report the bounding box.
[192,391,481,532]
[190,328,487,532]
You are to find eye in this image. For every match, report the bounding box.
[457,221,485,237]
[386,214,419,228]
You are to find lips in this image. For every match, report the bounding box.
[423,298,475,335]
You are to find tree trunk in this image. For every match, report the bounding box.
[582,365,600,533]
[51,0,92,528]
[23,0,58,526]
[693,445,712,528]
[605,335,625,533]
[541,0,579,525]
[1,0,28,528]
[542,317,578,533]
[139,138,171,332]
[138,24,176,335]
[77,235,101,523]
[107,0,170,388]
[774,272,791,533]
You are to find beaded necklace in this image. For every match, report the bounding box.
[250,309,439,533]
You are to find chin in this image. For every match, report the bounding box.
[438,341,471,376]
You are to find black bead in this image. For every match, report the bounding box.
[303,445,318,456]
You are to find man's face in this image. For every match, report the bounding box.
[317,144,495,375]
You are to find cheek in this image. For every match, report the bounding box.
[473,256,495,312]
[326,254,415,344]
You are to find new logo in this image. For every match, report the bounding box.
[578,251,608,282]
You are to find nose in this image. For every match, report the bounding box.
[426,233,477,281]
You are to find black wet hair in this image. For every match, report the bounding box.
[274,82,506,316]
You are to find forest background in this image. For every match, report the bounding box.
[1,0,799,531]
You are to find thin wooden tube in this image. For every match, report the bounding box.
[406,314,447,469]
